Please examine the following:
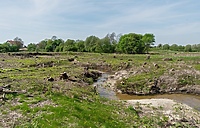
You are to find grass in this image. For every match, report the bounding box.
[1,51,200,127]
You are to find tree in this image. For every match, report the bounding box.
[37,40,47,51]
[177,45,185,51]
[51,36,57,41]
[95,37,114,53]
[0,42,19,52]
[185,45,192,52]
[117,33,144,54]
[170,44,179,51]
[162,44,170,50]
[157,44,162,48]
[45,40,54,52]
[0,43,10,52]
[27,43,37,52]
[84,36,100,52]
[105,32,117,44]
[63,39,77,52]
[55,43,64,52]
[75,40,86,52]
[13,37,24,48]
[142,33,155,53]
[116,33,122,43]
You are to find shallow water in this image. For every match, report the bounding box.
[93,73,118,100]
[94,73,200,111]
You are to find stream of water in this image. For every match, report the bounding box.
[94,73,200,111]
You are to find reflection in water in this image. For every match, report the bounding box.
[93,74,118,100]
[95,73,200,111]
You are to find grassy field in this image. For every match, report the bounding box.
[0,51,200,127]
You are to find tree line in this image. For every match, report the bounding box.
[155,43,200,52]
[1,33,200,53]
[26,33,155,54]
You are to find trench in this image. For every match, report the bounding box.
[94,73,200,111]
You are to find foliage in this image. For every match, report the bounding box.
[142,33,155,53]
[185,45,192,52]
[27,43,37,52]
[63,39,77,52]
[156,43,200,52]
[84,35,100,52]
[95,37,115,53]
[13,37,24,48]
[4,32,200,54]
[0,42,19,52]
[75,40,86,52]
[117,33,146,54]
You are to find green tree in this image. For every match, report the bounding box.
[75,40,86,52]
[142,33,155,53]
[45,40,54,52]
[0,43,10,52]
[162,44,170,50]
[54,39,64,52]
[192,44,200,52]
[63,39,77,52]
[27,43,37,52]
[170,44,178,51]
[106,32,117,44]
[37,40,47,51]
[177,45,185,51]
[95,37,115,53]
[117,33,144,54]
[185,45,192,52]
[84,36,100,52]
[0,42,19,52]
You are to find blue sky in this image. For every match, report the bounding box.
[0,0,200,46]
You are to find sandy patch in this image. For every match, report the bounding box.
[126,98,200,127]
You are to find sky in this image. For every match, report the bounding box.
[0,0,200,46]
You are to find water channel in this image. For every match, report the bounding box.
[94,73,200,111]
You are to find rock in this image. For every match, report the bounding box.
[59,72,68,80]
[84,66,89,71]
[146,55,150,60]
[143,62,147,65]
[163,58,173,61]
[0,86,3,92]
[3,84,11,89]
[117,89,122,94]
[177,59,183,61]
[109,75,115,79]
[149,85,160,94]
[47,77,54,82]
[68,58,74,62]
[170,68,175,72]
[154,63,159,68]
[83,70,102,81]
